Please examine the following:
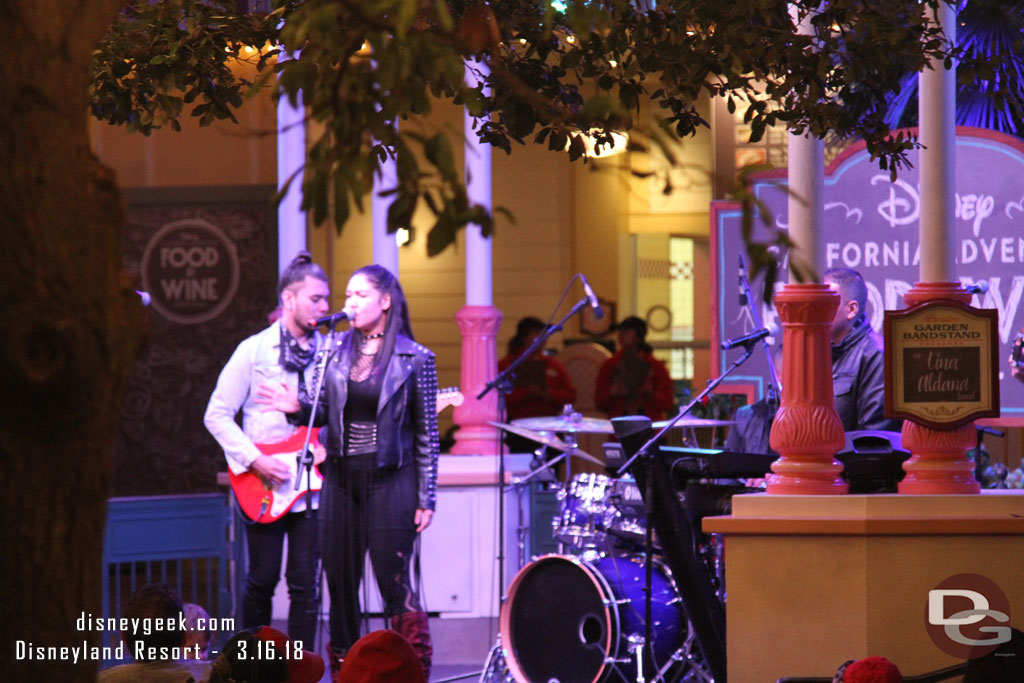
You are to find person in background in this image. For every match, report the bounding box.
[724,347,782,458]
[1007,330,1024,384]
[98,583,211,683]
[182,603,212,661]
[498,316,576,452]
[208,626,324,683]
[724,398,779,458]
[823,267,899,432]
[337,630,425,683]
[595,315,675,420]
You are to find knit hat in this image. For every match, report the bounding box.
[220,626,325,683]
[834,656,903,683]
[338,629,425,683]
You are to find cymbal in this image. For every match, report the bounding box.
[510,415,615,434]
[653,417,736,429]
[489,421,569,450]
[488,422,604,465]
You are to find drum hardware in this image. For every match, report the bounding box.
[608,331,772,683]
[551,472,656,557]
[476,277,608,683]
[478,638,514,683]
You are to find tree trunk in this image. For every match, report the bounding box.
[0,2,146,679]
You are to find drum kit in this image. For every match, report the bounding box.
[481,409,730,683]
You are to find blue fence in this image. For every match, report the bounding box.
[100,494,234,667]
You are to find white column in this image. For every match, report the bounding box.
[787,4,824,278]
[451,59,500,455]
[372,147,400,273]
[277,88,306,271]
[918,1,957,282]
[465,61,493,304]
[788,134,824,276]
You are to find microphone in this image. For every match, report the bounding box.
[309,309,353,328]
[965,280,989,296]
[721,327,771,350]
[136,290,151,306]
[580,274,604,319]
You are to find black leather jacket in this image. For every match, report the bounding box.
[308,333,440,510]
[724,398,779,457]
[831,317,900,433]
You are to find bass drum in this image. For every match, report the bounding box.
[501,554,686,683]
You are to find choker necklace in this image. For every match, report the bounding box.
[363,331,385,340]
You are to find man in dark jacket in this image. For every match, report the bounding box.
[824,267,900,432]
[726,269,898,457]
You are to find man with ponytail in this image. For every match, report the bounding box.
[205,251,331,650]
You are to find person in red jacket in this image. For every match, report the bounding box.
[595,316,675,420]
[499,317,577,420]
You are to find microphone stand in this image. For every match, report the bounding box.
[616,340,758,683]
[478,294,591,590]
[294,321,340,650]
[476,294,591,682]
[739,253,781,410]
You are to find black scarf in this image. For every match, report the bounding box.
[279,325,315,374]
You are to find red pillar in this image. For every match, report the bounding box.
[766,284,848,495]
[898,282,980,494]
[450,305,503,455]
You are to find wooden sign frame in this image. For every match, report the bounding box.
[884,299,1000,430]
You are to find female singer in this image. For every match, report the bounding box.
[260,264,438,680]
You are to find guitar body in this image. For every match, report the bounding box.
[230,426,324,524]
[229,388,462,524]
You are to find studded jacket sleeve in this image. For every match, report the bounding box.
[413,351,441,510]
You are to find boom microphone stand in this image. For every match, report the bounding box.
[615,339,760,683]
[477,283,594,683]
[478,291,593,595]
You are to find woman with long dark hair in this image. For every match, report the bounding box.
[262,264,439,680]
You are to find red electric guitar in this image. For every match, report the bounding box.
[231,387,464,522]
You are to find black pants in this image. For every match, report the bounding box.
[320,454,420,652]
[241,508,319,647]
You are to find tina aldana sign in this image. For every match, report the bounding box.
[884,300,999,430]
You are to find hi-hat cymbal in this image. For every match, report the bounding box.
[653,417,736,429]
[488,422,604,464]
[510,415,615,434]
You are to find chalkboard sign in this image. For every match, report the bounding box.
[884,300,999,429]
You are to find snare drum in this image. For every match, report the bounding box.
[500,554,686,683]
